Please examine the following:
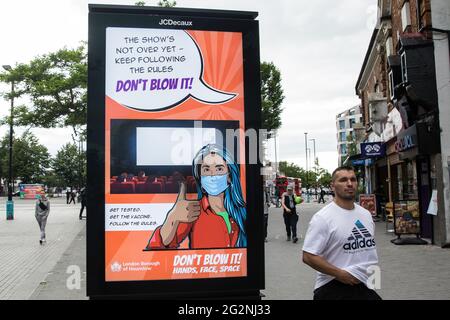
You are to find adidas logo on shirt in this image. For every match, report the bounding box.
[343,220,376,251]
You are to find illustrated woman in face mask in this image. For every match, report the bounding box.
[145,144,247,250]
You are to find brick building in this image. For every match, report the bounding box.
[355,0,449,246]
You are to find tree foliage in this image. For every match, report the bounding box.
[261,62,284,131]
[52,143,86,188]
[278,161,331,189]
[0,131,50,184]
[346,133,357,157]
[279,161,303,178]
[0,45,87,138]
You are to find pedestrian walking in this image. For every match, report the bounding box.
[66,188,71,204]
[69,189,77,204]
[263,186,270,242]
[318,188,326,204]
[281,186,299,243]
[79,187,87,220]
[302,166,381,300]
[274,186,281,208]
[35,194,50,245]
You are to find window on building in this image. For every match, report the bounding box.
[389,70,395,99]
[349,118,356,128]
[386,36,393,57]
[339,132,346,142]
[341,144,347,155]
[374,83,380,93]
[401,1,411,32]
[401,52,408,83]
[339,120,345,130]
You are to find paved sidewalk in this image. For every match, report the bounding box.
[2,197,450,300]
[262,201,450,300]
[0,197,85,300]
[30,225,87,300]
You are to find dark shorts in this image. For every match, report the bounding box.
[313,279,382,300]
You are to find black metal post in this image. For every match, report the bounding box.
[8,80,14,202]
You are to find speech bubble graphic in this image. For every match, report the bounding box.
[106,27,237,111]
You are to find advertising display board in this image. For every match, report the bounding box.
[359,194,377,217]
[19,184,45,199]
[87,5,263,299]
[393,200,421,235]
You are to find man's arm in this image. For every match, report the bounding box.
[302,251,360,285]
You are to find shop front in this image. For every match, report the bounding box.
[394,122,440,243]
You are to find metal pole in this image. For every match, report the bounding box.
[79,137,82,190]
[310,138,317,199]
[7,79,14,220]
[274,130,278,178]
[304,132,309,202]
[310,139,316,167]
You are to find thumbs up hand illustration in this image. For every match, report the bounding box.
[160,182,201,246]
[169,182,201,223]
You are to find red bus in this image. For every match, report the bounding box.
[274,176,302,197]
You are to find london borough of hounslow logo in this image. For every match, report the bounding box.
[111,262,122,272]
[343,220,376,251]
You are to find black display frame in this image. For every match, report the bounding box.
[87,4,264,299]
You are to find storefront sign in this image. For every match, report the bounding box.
[395,124,417,152]
[87,5,263,299]
[361,142,386,158]
[351,159,365,166]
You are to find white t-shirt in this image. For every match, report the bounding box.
[302,201,379,290]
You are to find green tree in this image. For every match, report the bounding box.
[318,170,332,188]
[261,62,284,131]
[0,131,50,184]
[52,143,86,188]
[347,132,357,157]
[279,160,332,190]
[0,45,87,139]
[135,1,146,5]
[279,161,303,178]
[41,171,64,189]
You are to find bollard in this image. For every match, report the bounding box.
[6,200,14,220]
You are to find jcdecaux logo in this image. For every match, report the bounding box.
[159,19,193,26]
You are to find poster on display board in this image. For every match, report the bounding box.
[359,194,377,217]
[19,184,45,199]
[87,5,263,299]
[393,200,421,235]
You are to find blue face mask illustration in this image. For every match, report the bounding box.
[201,174,229,196]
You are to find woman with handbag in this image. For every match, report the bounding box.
[35,194,50,245]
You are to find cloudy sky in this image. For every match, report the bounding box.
[0,0,376,173]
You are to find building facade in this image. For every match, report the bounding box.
[355,0,450,246]
[336,105,363,165]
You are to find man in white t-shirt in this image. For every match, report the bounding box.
[302,166,381,300]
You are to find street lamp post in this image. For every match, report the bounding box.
[304,132,310,203]
[273,130,278,178]
[309,138,316,167]
[309,138,317,199]
[3,65,14,220]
